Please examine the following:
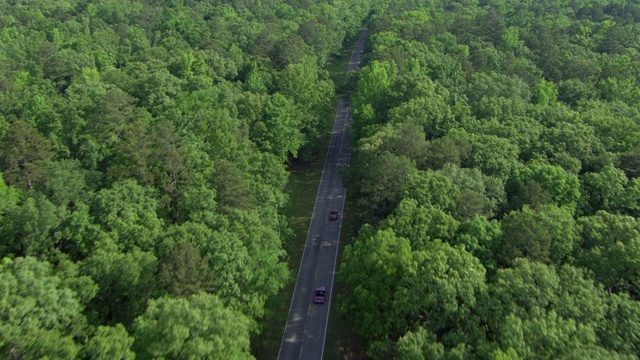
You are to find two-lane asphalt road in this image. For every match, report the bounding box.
[277,30,368,360]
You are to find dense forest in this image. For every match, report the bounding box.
[0,0,374,358]
[5,0,640,358]
[339,0,640,359]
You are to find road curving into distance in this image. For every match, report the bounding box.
[277,30,368,360]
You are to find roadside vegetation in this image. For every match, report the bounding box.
[0,0,373,358]
[340,0,640,359]
[4,0,640,358]
[254,27,369,359]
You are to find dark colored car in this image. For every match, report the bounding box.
[329,210,340,221]
[314,287,326,304]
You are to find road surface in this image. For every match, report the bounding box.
[277,30,368,360]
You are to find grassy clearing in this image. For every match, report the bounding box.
[251,28,367,359]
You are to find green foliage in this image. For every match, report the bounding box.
[423,130,473,170]
[9,0,640,357]
[0,172,19,238]
[0,193,64,259]
[557,79,596,106]
[502,27,523,50]
[487,259,607,360]
[462,132,520,181]
[559,346,637,360]
[576,211,640,297]
[578,100,640,153]
[0,257,92,358]
[342,0,640,357]
[0,0,361,355]
[81,240,158,326]
[276,55,334,139]
[499,205,578,266]
[490,347,522,360]
[441,163,506,220]
[351,151,415,222]
[534,78,558,106]
[251,93,303,160]
[83,324,135,360]
[394,327,445,360]
[351,60,398,140]
[272,33,310,70]
[354,121,429,169]
[206,210,289,320]
[579,165,637,215]
[453,215,502,277]
[403,169,460,214]
[0,121,54,190]
[244,63,269,94]
[132,292,253,360]
[598,293,640,355]
[470,97,544,160]
[91,180,164,252]
[339,227,416,341]
[542,121,608,171]
[465,72,531,103]
[159,240,212,297]
[508,160,580,210]
[388,95,455,140]
[339,226,487,349]
[380,198,459,250]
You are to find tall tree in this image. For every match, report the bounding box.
[0,121,54,190]
[0,193,64,259]
[81,240,158,326]
[91,180,164,252]
[251,93,303,161]
[453,215,502,277]
[575,211,640,298]
[402,169,460,214]
[339,227,487,348]
[83,324,135,360]
[132,292,253,360]
[159,240,211,297]
[0,257,93,359]
[486,259,608,360]
[351,60,397,140]
[379,198,459,251]
[508,161,580,211]
[499,205,578,266]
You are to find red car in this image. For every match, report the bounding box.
[314,287,326,304]
[329,210,340,221]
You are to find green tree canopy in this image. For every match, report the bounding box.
[0,257,95,359]
[0,120,54,190]
[83,324,135,360]
[132,292,253,360]
[379,198,459,250]
[339,226,487,350]
[576,211,640,298]
[486,259,608,360]
[499,205,578,266]
[91,179,164,252]
[508,160,580,211]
